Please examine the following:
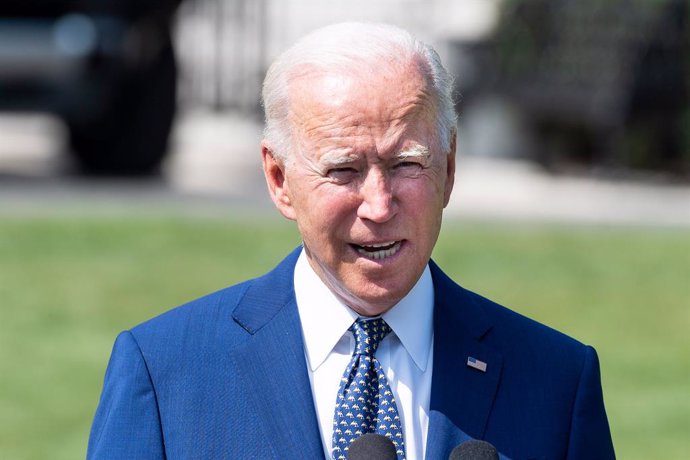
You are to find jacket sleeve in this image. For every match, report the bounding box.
[567,345,615,459]
[87,331,165,459]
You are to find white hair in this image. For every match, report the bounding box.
[261,22,457,162]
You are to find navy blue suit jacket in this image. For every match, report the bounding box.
[88,248,614,459]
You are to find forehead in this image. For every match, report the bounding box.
[286,60,436,153]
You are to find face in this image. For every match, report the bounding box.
[262,61,455,316]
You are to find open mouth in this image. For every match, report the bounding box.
[351,241,402,260]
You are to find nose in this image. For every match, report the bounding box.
[356,168,398,223]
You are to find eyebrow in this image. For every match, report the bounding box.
[318,144,431,167]
[319,151,357,167]
[396,145,430,159]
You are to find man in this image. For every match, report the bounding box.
[88,23,615,459]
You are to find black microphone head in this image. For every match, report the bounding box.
[347,433,398,460]
[449,440,499,460]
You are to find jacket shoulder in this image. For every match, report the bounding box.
[431,261,589,368]
[131,280,249,340]
[466,287,586,352]
[129,247,301,346]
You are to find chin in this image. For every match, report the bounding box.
[347,283,409,316]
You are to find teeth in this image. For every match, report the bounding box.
[361,241,396,249]
[355,241,401,260]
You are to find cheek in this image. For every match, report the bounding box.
[398,180,445,237]
[398,176,445,209]
[296,188,358,235]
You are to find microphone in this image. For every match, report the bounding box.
[347,433,398,459]
[449,440,499,460]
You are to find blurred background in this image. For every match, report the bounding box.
[0,0,688,459]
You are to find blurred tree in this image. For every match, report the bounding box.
[467,0,689,178]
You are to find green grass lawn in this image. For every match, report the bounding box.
[0,216,688,459]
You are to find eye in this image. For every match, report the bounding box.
[327,167,359,183]
[394,161,423,173]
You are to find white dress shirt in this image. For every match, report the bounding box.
[294,249,434,459]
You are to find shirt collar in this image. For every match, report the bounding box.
[294,249,434,372]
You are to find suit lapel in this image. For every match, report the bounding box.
[229,249,325,459]
[226,253,504,458]
[426,262,503,459]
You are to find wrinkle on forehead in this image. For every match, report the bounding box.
[287,58,436,139]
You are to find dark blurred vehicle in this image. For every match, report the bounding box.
[0,0,182,175]
[453,0,689,177]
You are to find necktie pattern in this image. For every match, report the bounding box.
[332,318,406,459]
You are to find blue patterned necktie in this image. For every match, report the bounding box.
[332,318,406,460]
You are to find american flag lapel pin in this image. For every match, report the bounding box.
[467,356,487,372]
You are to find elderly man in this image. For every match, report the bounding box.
[88,23,614,459]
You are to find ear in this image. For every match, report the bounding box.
[443,129,457,207]
[261,141,297,221]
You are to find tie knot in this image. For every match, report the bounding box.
[350,318,391,356]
